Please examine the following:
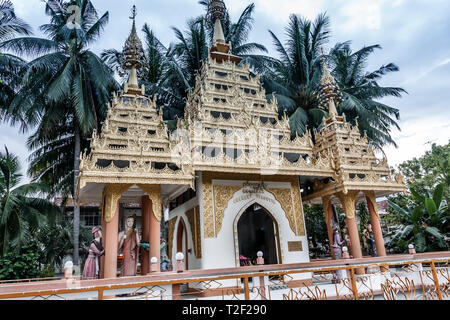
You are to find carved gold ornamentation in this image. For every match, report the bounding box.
[202,174,214,238]
[137,184,162,222]
[267,188,296,234]
[291,177,306,236]
[213,185,241,236]
[102,184,133,223]
[186,206,202,258]
[336,191,359,219]
[363,190,380,220]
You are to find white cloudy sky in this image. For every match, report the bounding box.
[2,0,450,181]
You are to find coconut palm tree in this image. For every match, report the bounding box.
[0,147,60,256]
[0,0,118,266]
[262,13,331,139]
[263,13,406,147]
[327,41,406,148]
[0,0,31,110]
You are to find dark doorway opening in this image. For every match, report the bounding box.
[237,203,279,266]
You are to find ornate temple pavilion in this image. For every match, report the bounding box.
[77,0,405,284]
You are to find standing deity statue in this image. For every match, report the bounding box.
[331,228,344,259]
[118,215,141,276]
[160,238,170,271]
[82,226,105,279]
[365,224,377,257]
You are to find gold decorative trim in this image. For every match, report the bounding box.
[137,184,162,222]
[186,206,202,258]
[103,184,132,223]
[202,174,214,238]
[363,190,380,220]
[336,191,359,219]
[213,185,241,236]
[291,178,306,236]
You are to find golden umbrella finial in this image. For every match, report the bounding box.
[318,51,343,117]
[122,5,144,71]
[207,0,227,25]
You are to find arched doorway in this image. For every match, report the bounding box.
[176,217,188,270]
[237,203,280,266]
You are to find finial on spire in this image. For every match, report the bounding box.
[207,0,226,25]
[318,53,343,119]
[207,0,230,53]
[130,5,137,21]
[122,5,145,94]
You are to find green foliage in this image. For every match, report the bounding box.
[304,204,330,258]
[0,0,30,111]
[0,147,60,256]
[386,183,449,253]
[39,264,55,278]
[386,141,450,252]
[0,243,41,280]
[327,42,405,149]
[397,141,450,205]
[262,14,405,147]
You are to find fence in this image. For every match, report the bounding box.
[0,252,448,300]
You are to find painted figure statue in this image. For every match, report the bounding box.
[365,225,377,257]
[160,238,171,271]
[82,226,105,279]
[118,215,140,276]
[331,228,344,259]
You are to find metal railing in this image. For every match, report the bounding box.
[0,252,448,300]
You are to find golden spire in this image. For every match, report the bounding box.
[207,0,230,53]
[122,5,145,94]
[318,56,343,119]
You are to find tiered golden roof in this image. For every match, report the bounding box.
[76,2,405,205]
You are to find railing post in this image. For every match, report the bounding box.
[98,288,104,300]
[244,277,250,300]
[430,261,443,300]
[150,257,158,273]
[256,251,266,300]
[172,252,185,300]
[349,268,359,300]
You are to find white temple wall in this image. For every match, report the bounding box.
[168,196,203,270]
[201,180,310,272]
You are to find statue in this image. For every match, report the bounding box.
[82,226,105,279]
[364,224,377,257]
[331,227,344,259]
[160,238,170,271]
[118,215,140,276]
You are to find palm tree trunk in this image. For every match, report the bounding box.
[73,126,81,267]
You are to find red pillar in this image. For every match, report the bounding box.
[141,196,151,275]
[338,192,364,275]
[365,193,387,257]
[103,201,119,279]
[149,198,161,272]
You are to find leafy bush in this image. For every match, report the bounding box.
[39,264,55,278]
[0,244,41,280]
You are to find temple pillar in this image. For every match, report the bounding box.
[322,196,336,260]
[364,191,389,272]
[141,196,151,275]
[149,198,161,272]
[337,191,364,274]
[103,201,119,278]
[100,217,106,279]
[138,185,162,273]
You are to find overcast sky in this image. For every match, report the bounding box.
[2,0,450,181]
